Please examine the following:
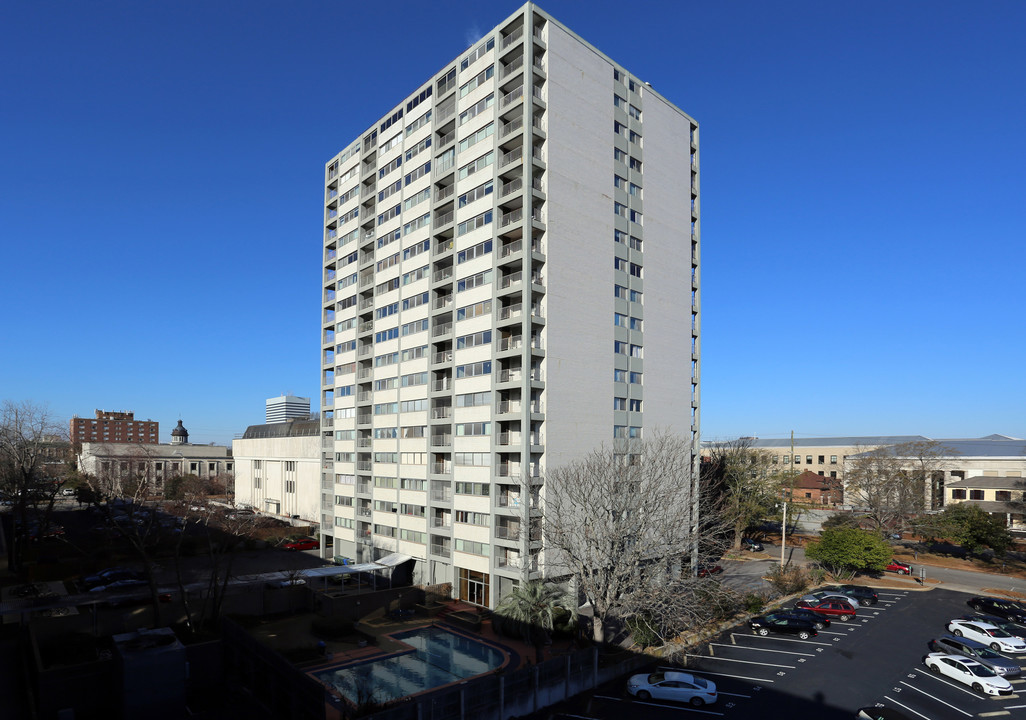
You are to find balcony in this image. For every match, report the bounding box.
[500,177,523,198]
[495,524,521,541]
[495,432,522,447]
[497,336,522,352]
[430,434,452,447]
[498,304,522,322]
[499,271,522,289]
[432,350,453,365]
[495,401,521,414]
[432,322,453,337]
[432,462,452,475]
[499,240,522,258]
[437,129,455,148]
[430,544,451,559]
[500,55,524,78]
[501,116,524,138]
[499,208,523,228]
[431,379,452,392]
[432,515,452,528]
[501,26,523,49]
[434,238,454,256]
[433,266,453,282]
[435,184,454,202]
[500,146,523,168]
[500,85,524,109]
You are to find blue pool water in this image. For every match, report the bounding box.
[315,626,506,705]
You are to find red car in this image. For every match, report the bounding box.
[283,537,319,551]
[794,598,857,621]
[885,559,913,575]
[697,563,723,578]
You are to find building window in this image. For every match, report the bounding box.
[996,490,1012,502]
[969,489,984,500]
[818,455,825,464]
[190,463,198,472]
[951,489,966,499]
[830,455,837,464]
[806,455,812,464]
[208,463,217,472]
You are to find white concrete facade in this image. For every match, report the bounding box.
[319,3,700,607]
[233,422,321,523]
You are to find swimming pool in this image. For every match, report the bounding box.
[315,626,507,705]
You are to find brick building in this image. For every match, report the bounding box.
[70,410,159,445]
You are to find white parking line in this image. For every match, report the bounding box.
[732,633,832,646]
[899,681,973,716]
[691,656,794,669]
[707,643,816,657]
[883,695,934,720]
[918,668,994,699]
[681,669,774,683]
[593,696,724,716]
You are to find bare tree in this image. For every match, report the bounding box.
[0,400,67,569]
[844,441,957,532]
[543,432,708,643]
[702,438,781,551]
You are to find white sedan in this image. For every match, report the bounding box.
[923,652,1013,695]
[627,671,717,707]
[948,619,1026,653]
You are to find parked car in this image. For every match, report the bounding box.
[947,619,1026,653]
[266,578,307,589]
[89,578,148,593]
[780,608,832,630]
[81,567,141,590]
[928,635,1021,677]
[749,613,819,639]
[696,563,723,578]
[822,584,878,606]
[283,537,319,551]
[959,614,1026,640]
[741,538,764,552]
[857,707,915,720]
[923,652,1013,695]
[795,598,857,621]
[802,591,861,610]
[626,670,717,707]
[884,559,913,575]
[966,597,1026,624]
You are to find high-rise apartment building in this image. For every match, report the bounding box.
[320,3,700,608]
[266,395,312,424]
[70,410,159,445]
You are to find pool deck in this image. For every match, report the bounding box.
[246,600,579,720]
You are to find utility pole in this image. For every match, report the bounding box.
[781,430,795,568]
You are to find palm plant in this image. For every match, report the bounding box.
[494,580,567,662]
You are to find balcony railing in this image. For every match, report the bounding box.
[500,85,524,109]
[502,25,523,48]
[500,177,523,197]
[437,129,455,148]
[432,322,453,337]
[432,462,452,474]
[433,266,453,282]
[495,401,521,414]
[500,146,523,168]
[501,55,524,78]
[434,295,453,310]
[431,379,452,392]
[433,350,453,364]
[432,516,452,528]
[430,544,451,558]
[498,304,522,321]
[431,406,452,419]
[500,240,522,258]
[436,102,456,122]
[500,271,522,289]
[435,185,454,202]
[501,116,523,137]
[430,434,452,446]
[495,525,521,540]
[497,336,522,351]
[499,208,523,228]
[430,490,453,502]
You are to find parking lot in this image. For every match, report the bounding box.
[547,588,1026,720]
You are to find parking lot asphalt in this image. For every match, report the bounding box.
[539,587,1026,720]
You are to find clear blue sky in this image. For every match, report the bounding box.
[2,1,1024,445]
